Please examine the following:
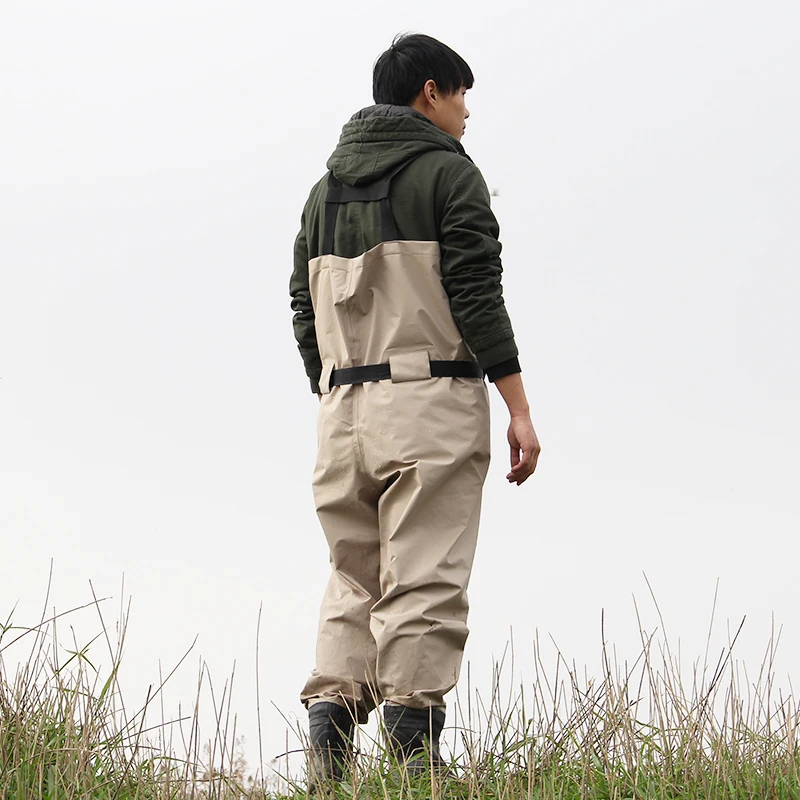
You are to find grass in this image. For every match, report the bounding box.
[1,577,799,799]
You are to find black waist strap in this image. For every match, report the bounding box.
[330,360,484,387]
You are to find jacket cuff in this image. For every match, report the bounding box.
[474,338,519,371]
[309,375,321,393]
[485,357,521,382]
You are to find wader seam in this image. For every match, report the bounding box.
[352,385,369,483]
[344,260,362,367]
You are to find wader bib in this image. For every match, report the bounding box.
[301,161,491,718]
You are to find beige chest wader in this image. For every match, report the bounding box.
[301,162,491,718]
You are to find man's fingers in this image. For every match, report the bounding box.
[507,442,539,484]
[510,449,528,473]
[507,448,527,482]
[506,420,541,484]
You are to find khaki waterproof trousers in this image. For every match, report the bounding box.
[300,241,491,718]
[301,377,490,718]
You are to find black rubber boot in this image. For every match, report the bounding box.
[383,704,445,775]
[308,702,355,785]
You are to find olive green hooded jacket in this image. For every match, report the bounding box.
[291,105,519,392]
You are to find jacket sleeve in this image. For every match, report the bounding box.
[438,162,520,376]
[290,210,323,392]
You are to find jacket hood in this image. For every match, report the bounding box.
[326,105,467,186]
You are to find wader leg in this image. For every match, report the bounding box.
[371,447,490,709]
[301,394,383,718]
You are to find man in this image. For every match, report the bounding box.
[290,33,540,781]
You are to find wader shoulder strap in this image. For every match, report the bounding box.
[321,160,415,256]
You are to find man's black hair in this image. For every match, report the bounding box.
[373,33,474,106]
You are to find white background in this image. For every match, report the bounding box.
[2,0,798,785]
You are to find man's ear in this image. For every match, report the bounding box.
[422,79,439,106]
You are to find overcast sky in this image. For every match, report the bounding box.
[2,0,799,785]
